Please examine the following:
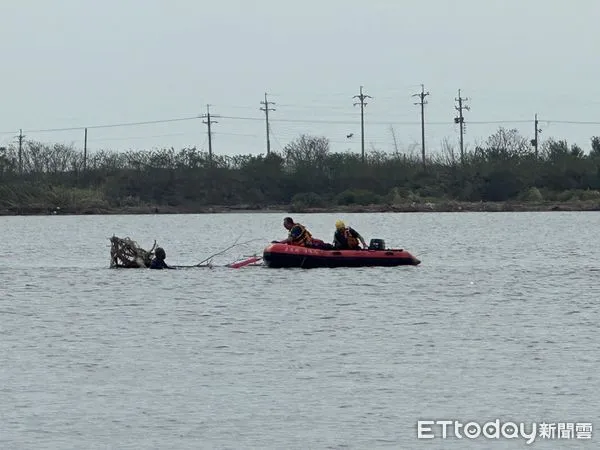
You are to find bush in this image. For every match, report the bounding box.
[579,189,600,201]
[556,190,580,202]
[386,187,420,204]
[47,186,110,210]
[290,192,326,208]
[416,185,446,199]
[334,189,382,205]
[519,187,544,202]
[554,189,600,202]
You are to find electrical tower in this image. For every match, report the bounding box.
[530,113,542,157]
[260,92,276,155]
[17,129,25,175]
[454,89,470,164]
[201,104,219,161]
[353,85,372,163]
[83,128,88,174]
[412,84,429,168]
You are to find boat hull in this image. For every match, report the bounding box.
[262,243,420,268]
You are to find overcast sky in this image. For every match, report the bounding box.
[1,0,599,158]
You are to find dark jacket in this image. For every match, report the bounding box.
[150,258,171,269]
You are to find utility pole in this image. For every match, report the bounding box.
[454,89,469,164]
[201,104,219,161]
[83,127,88,174]
[353,85,372,163]
[17,129,24,175]
[412,84,429,168]
[260,92,276,155]
[530,113,542,157]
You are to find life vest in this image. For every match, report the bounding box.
[340,227,359,249]
[289,222,312,246]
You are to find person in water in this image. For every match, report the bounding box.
[149,247,175,269]
[333,220,367,250]
[277,217,331,249]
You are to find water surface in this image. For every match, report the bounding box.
[1,212,599,449]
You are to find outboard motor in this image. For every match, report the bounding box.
[368,238,385,250]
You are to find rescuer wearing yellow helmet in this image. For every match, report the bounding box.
[333,220,367,250]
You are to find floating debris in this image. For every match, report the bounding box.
[109,235,157,268]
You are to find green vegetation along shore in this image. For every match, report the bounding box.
[2,128,600,215]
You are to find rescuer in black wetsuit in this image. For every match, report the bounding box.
[150,247,175,269]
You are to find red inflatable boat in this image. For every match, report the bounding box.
[262,240,421,268]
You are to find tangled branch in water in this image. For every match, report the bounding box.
[195,235,264,267]
[109,235,157,268]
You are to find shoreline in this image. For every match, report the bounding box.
[1,200,600,216]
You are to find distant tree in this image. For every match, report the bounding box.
[283,135,329,170]
[543,139,570,160]
[590,136,600,157]
[570,144,584,158]
[484,127,531,159]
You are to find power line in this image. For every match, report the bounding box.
[272,103,355,111]
[201,105,219,160]
[266,123,285,152]
[544,120,600,124]
[88,132,188,142]
[3,111,600,146]
[353,85,372,163]
[454,89,470,164]
[8,115,599,137]
[218,115,533,126]
[260,92,276,155]
[0,116,200,135]
[412,84,430,168]
[214,132,260,137]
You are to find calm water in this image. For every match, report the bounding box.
[1,211,599,449]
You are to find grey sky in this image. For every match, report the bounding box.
[2,0,599,157]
